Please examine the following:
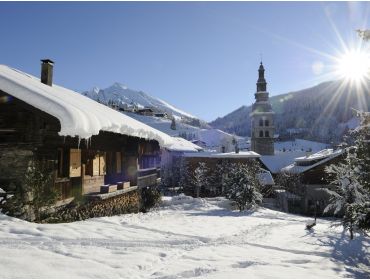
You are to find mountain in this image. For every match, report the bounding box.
[82,83,208,127]
[210,80,370,143]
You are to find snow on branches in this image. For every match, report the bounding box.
[324,110,370,239]
[223,161,263,211]
[356,29,370,41]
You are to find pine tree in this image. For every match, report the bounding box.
[192,162,209,197]
[170,118,176,130]
[324,110,370,238]
[275,171,304,197]
[356,29,370,41]
[212,159,232,195]
[223,161,262,211]
[324,155,368,239]
[179,158,193,194]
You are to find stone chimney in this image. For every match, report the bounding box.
[40,59,54,86]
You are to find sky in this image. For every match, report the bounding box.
[0,1,369,121]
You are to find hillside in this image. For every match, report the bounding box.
[210,80,370,143]
[82,83,208,128]
[0,195,368,278]
[123,112,248,151]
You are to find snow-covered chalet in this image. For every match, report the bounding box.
[0,60,199,216]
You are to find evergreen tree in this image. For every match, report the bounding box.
[170,118,177,130]
[212,160,232,195]
[275,171,304,197]
[324,155,369,239]
[192,162,209,197]
[223,161,262,211]
[178,158,193,194]
[324,110,370,238]
[357,29,370,41]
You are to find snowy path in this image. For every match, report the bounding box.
[0,196,369,278]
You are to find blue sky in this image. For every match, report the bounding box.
[0,1,369,121]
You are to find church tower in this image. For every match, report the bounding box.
[250,62,275,155]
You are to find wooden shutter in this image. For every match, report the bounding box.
[116,152,122,174]
[69,149,81,177]
[99,152,106,175]
[92,154,100,176]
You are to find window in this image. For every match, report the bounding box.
[259,131,263,137]
[116,152,122,174]
[265,131,269,137]
[259,119,263,126]
[265,119,269,126]
[57,148,69,178]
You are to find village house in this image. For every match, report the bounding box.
[280,148,346,214]
[182,151,274,196]
[0,60,198,220]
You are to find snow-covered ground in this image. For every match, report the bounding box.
[0,195,369,278]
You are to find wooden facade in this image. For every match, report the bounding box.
[0,91,161,201]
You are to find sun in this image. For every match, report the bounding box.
[336,50,370,82]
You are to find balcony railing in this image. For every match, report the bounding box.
[137,167,160,188]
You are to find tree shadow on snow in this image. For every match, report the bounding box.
[317,230,370,278]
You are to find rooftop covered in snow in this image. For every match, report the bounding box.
[281,149,345,174]
[183,151,260,159]
[166,137,203,152]
[0,65,199,152]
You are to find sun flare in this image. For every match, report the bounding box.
[336,50,370,82]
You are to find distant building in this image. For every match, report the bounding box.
[250,62,275,155]
[183,151,274,196]
[136,107,154,116]
[154,112,168,118]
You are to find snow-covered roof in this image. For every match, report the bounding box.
[294,149,336,163]
[0,65,198,151]
[260,152,306,173]
[260,139,332,174]
[166,137,203,152]
[281,149,344,174]
[183,151,260,159]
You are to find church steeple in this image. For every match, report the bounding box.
[250,61,275,155]
[256,62,267,92]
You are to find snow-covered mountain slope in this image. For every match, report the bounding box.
[82,83,197,121]
[123,112,200,137]
[124,112,248,151]
[0,195,368,278]
[210,79,370,143]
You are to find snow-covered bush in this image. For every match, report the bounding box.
[2,160,58,222]
[223,161,262,211]
[140,186,162,213]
